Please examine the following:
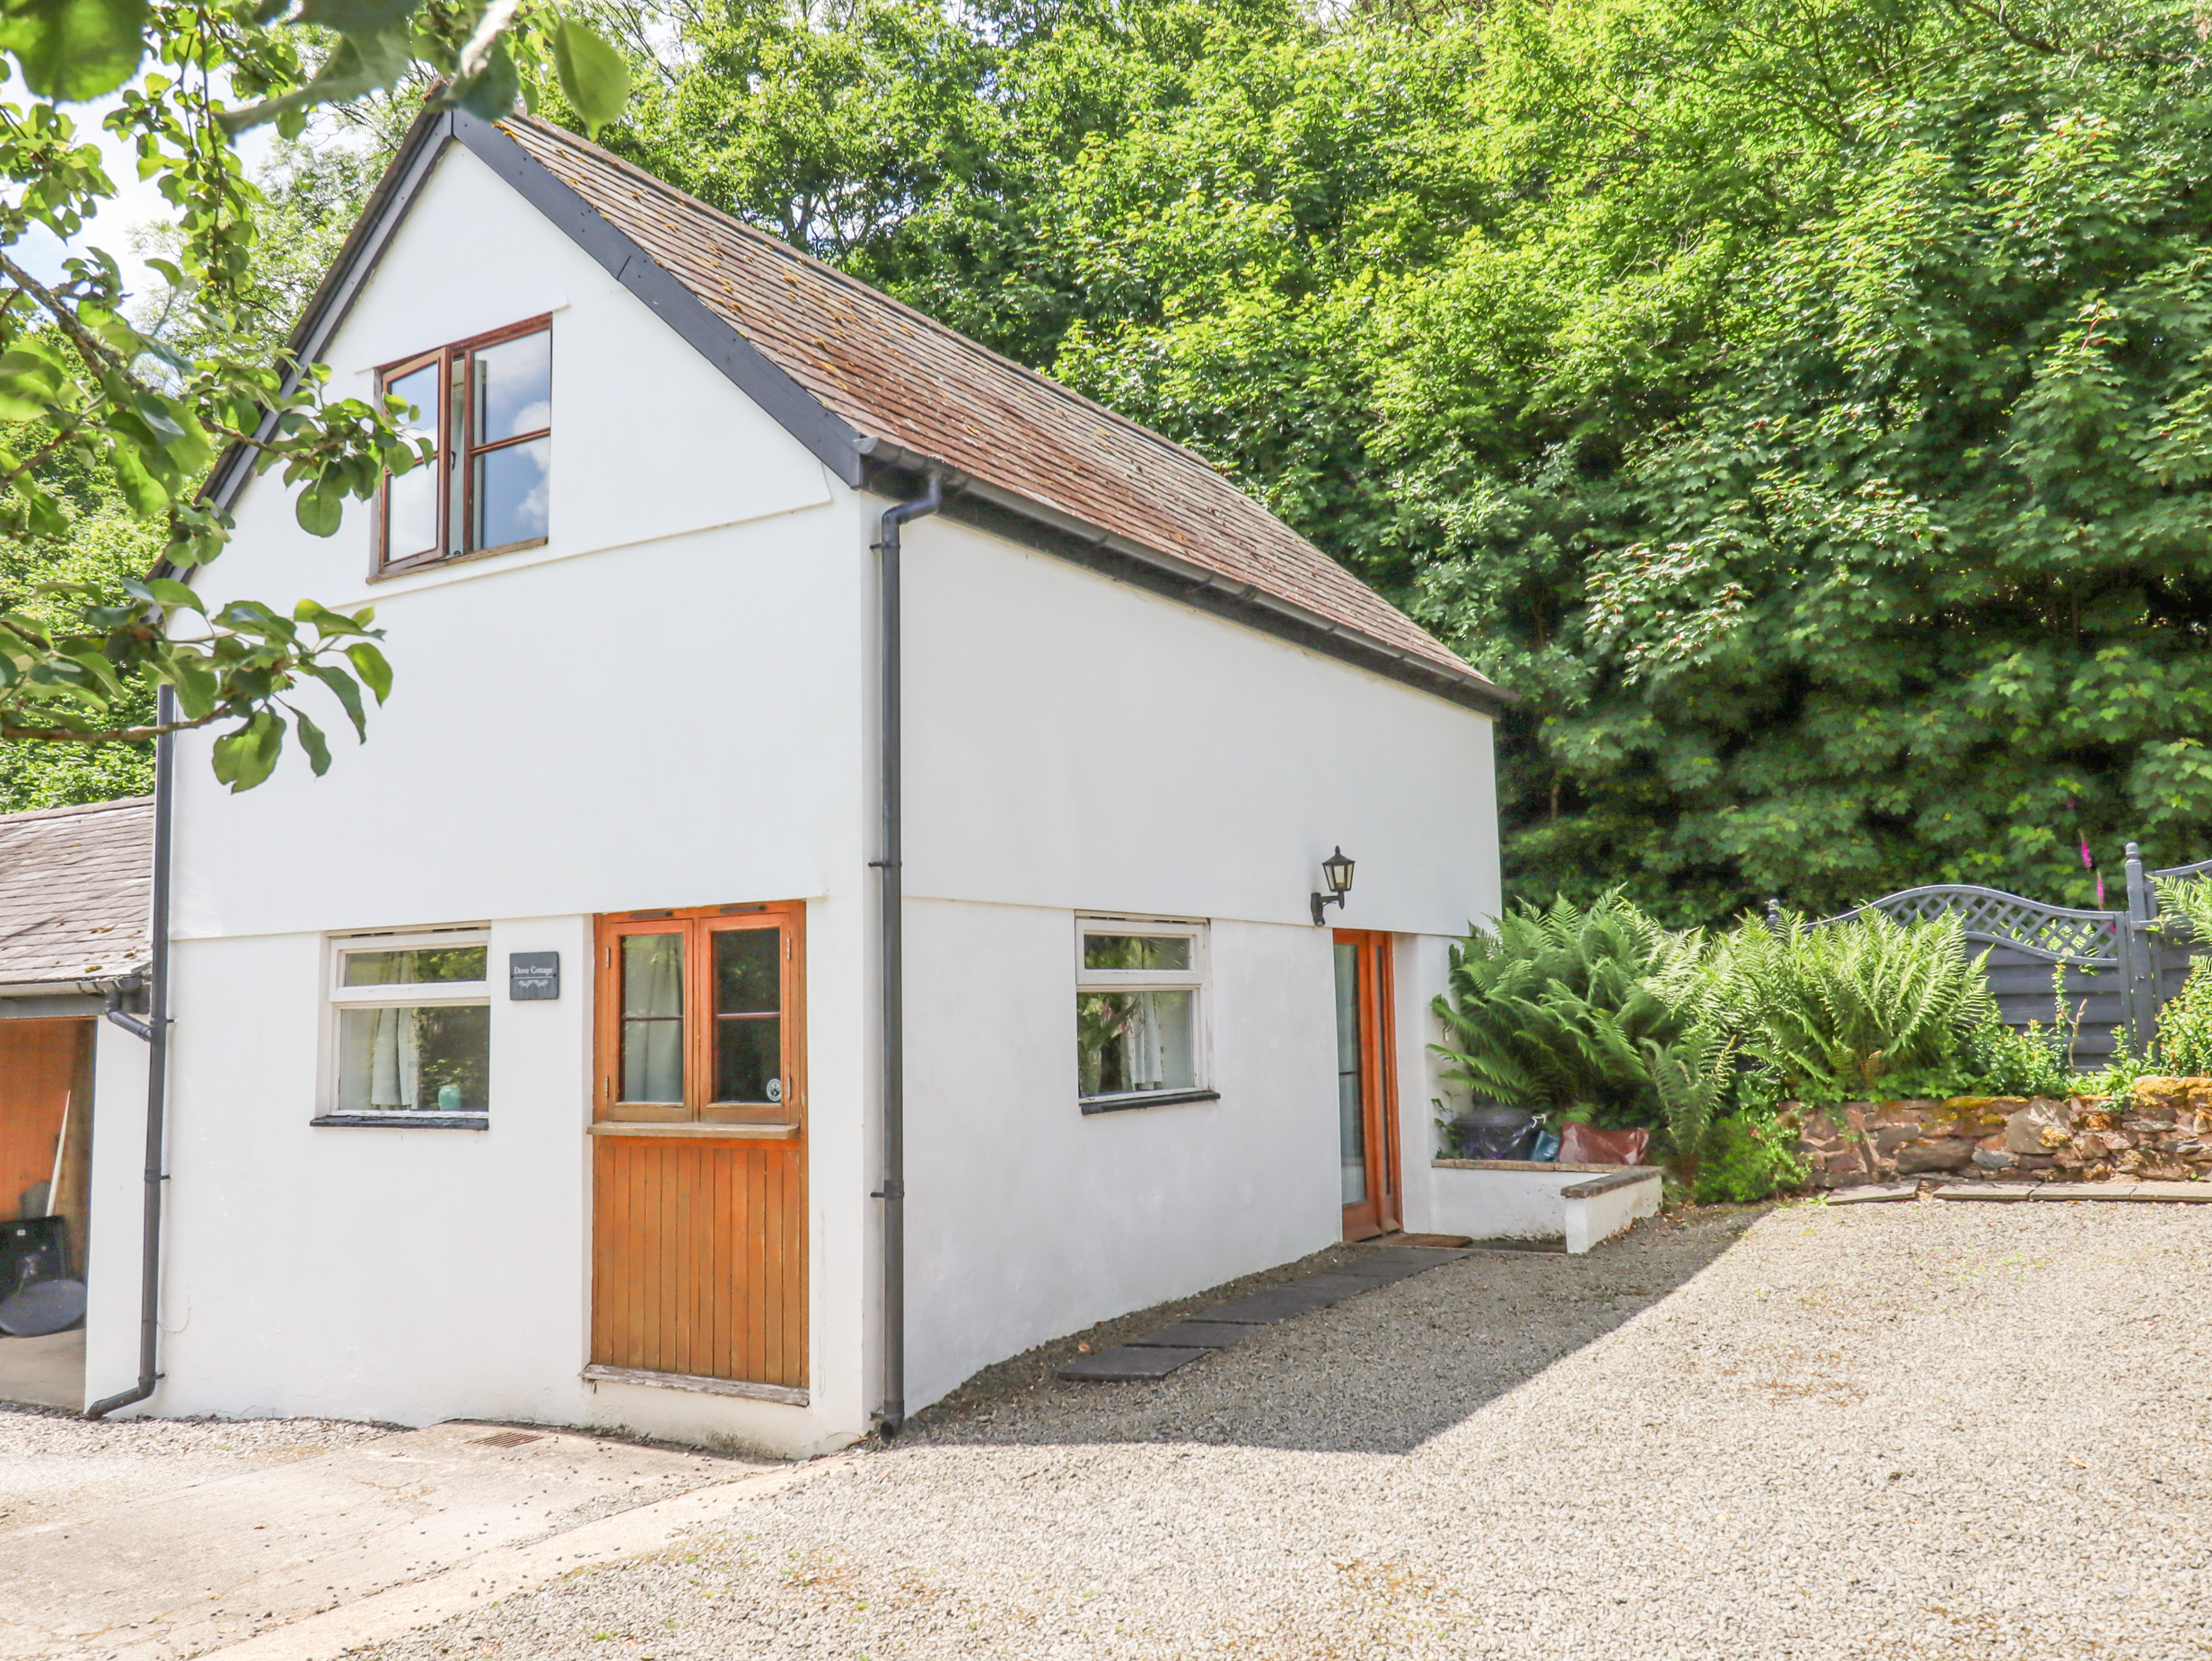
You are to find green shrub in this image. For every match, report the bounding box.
[2155,960,2212,1078]
[1691,1112,1808,1204]
[1722,910,1996,1102]
[1955,1009,2071,1099]
[1432,891,1702,1121]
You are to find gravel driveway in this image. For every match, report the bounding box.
[350,1200,2212,1660]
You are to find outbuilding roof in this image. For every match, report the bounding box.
[0,797,152,991]
[214,108,1505,713]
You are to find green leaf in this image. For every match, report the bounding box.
[456,39,521,120]
[109,439,169,516]
[292,708,331,777]
[0,0,148,101]
[552,18,630,138]
[346,640,393,701]
[295,487,342,537]
[303,661,368,741]
[0,349,66,421]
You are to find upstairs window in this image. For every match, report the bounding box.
[377,319,551,573]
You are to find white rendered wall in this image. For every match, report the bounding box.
[147,141,875,1456]
[897,516,1502,1408]
[84,1017,150,1411]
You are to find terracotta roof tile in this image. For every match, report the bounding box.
[0,797,152,989]
[499,118,1496,697]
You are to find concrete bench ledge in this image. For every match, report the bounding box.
[1558,1168,1662,1200]
[1426,1159,1662,1254]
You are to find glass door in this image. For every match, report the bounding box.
[1333,931,1400,1241]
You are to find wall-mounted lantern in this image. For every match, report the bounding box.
[1311,846,1356,926]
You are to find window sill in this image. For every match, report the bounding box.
[582,1363,807,1407]
[311,1113,488,1130]
[588,1122,799,1138]
[1080,1088,1220,1116]
[373,535,549,583]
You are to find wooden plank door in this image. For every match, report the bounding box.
[0,1020,92,1268]
[588,903,807,1401]
[1333,931,1400,1241]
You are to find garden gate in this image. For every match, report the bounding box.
[1786,843,2208,1064]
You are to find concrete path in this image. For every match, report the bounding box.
[0,1420,787,1661]
[0,1331,83,1412]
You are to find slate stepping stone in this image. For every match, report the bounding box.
[1202,1286,1347,1324]
[1058,1345,1207,1381]
[1347,1247,1462,1269]
[1288,1273,1386,1297]
[1933,1183,2039,1201]
[2033,1182,2137,1200]
[1126,1321,1251,1349]
[1332,1261,1432,1285]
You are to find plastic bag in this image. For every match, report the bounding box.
[1453,1106,1540,1160]
[1558,1123,1651,1165]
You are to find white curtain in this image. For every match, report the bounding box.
[624,936,685,1103]
[338,1006,421,1112]
[369,1006,420,1109]
[1120,994,1165,1091]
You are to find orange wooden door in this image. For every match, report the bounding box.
[589,903,807,1397]
[590,1136,806,1391]
[1333,931,1400,1241]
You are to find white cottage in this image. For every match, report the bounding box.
[67,109,1505,1454]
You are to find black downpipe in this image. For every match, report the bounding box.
[873,472,941,1438]
[85,684,175,1420]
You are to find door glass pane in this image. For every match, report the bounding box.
[1335,942,1367,1206]
[472,331,551,443]
[1076,989,1197,1096]
[620,934,684,1103]
[473,435,549,549]
[713,927,783,1103]
[1083,934,1191,971]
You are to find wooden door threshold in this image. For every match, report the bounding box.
[583,1363,807,1407]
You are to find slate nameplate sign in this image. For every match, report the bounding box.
[509,951,560,1000]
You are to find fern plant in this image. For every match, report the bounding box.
[1431,891,1701,1118]
[1722,909,1996,1101]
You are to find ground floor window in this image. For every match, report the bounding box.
[1075,917,1210,1111]
[327,931,491,1119]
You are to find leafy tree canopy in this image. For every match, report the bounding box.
[603,0,2212,922]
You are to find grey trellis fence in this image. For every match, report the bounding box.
[1786,843,2208,1062]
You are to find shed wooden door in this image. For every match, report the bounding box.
[1333,931,1400,1241]
[0,1020,92,1267]
[589,904,807,1399]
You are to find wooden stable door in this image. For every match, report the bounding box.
[1333,931,1400,1241]
[589,903,807,1399]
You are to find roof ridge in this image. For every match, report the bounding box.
[505,118,1261,499]
[0,795,154,828]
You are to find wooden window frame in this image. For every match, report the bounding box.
[373,315,552,577]
[594,901,807,1135]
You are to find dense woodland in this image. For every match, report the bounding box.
[11,0,2212,927]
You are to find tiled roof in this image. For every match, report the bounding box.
[0,797,152,989]
[496,118,1496,697]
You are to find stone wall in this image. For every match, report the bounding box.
[1785,1076,2212,1187]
